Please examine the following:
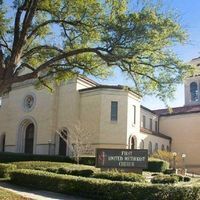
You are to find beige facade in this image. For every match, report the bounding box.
[154,57,200,174]
[0,76,170,157]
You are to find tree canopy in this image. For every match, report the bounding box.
[0,0,193,100]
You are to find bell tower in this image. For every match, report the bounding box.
[185,57,200,106]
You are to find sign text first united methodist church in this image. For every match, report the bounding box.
[96,149,148,169]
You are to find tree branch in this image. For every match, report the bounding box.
[22,45,65,58]
[27,19,82,40]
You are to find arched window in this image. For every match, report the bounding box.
[190,82,198,102]
[161,144,165,151]
[129,135,137,149]
[166,145,170,152]
[24,123,34,154]
[140,140,144,149]
[59,129,68,156]
[148,141,152,155]
[154,143,158,152]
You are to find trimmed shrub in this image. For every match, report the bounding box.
[46,167,58,173]
[79,157,95,166]
[0,152,74,163]
[164,169,175,174]
[92,171,145,182]
[147,159,169,172]
[57,167,94,177]
[170,174,184,182]
[151,175,179,184]
[0,163,16,178]
[183,176,191,182]
[12,161,95,171]
[10,169,200,200]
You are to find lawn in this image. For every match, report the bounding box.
[0,188,31,200]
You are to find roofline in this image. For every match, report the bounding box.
[79,85,142,98]
[141,105,157,115]
[140,128,172,140]
[77,75,99,86]
[159,110,200,117]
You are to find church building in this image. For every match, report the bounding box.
[0,58,200,173]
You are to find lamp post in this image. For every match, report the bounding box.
[48,140,52,155]
[182,154,186,174]
[172,152,177,172]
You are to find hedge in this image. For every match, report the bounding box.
[12,161,96,172]
[147,158,169,172]
[0,163,16,178]
[151,175,179,184]
[0,152,74,163]
[10,169,200,200]
[92,171,145,182]
[57,167,94,177]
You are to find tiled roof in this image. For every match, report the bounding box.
[153,104,200,116]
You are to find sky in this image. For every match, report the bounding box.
[93,0,200,110]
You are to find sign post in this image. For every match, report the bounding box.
[96,149,148,173]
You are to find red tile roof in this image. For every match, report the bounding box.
[154,104,200,116]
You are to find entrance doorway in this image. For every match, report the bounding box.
[24,123,34,154]
[59,130,68,156]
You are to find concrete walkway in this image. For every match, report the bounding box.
[0,182,88,200]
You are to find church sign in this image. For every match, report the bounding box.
[96,149,148,169]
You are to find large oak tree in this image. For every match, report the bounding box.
[0,0,193,100]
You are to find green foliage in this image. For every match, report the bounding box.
[0,163,16,178]
[151,175,179,184]
[164,169,175,174]
[10,169,200,200]
[92,171,145,182]
[57,167,94,177]
[147,158,169,172]
[0,152,74,163]
[13,161,95,170]
[171,174,184,182]
[183,176,191,182]
[79,156,95,166]
[0,0,194,100]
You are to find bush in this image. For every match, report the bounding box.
[183,176,191,182]
[92,171,145,182]
[0,152,74,163]
[12,161,95,171]
[79,157,95,166]
[164,169,175,174]
[147,158,169,172]
[46,167,58,173]
[0,163,16,178]
[57,167,94,177]
[10,169,200,200]
[170,174,184,182]
[151,175,179,184]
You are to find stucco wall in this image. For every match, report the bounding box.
[80,89,131,149]
[159,113,200,173]
[140,108,158,132]
[0,83,55,153]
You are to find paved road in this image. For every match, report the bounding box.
[0,182,88,200]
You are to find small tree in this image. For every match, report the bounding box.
[151,150,182,168]
[56,121,93,164]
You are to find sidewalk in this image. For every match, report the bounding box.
[0,182,88,200]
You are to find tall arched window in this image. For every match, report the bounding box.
[154,143,158,152]
[140,140,144,149]
[161,144,165,151]
[59,129,68,156]
[166,145,170,152]
[190,82,198,102]
[148,141,152,155]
